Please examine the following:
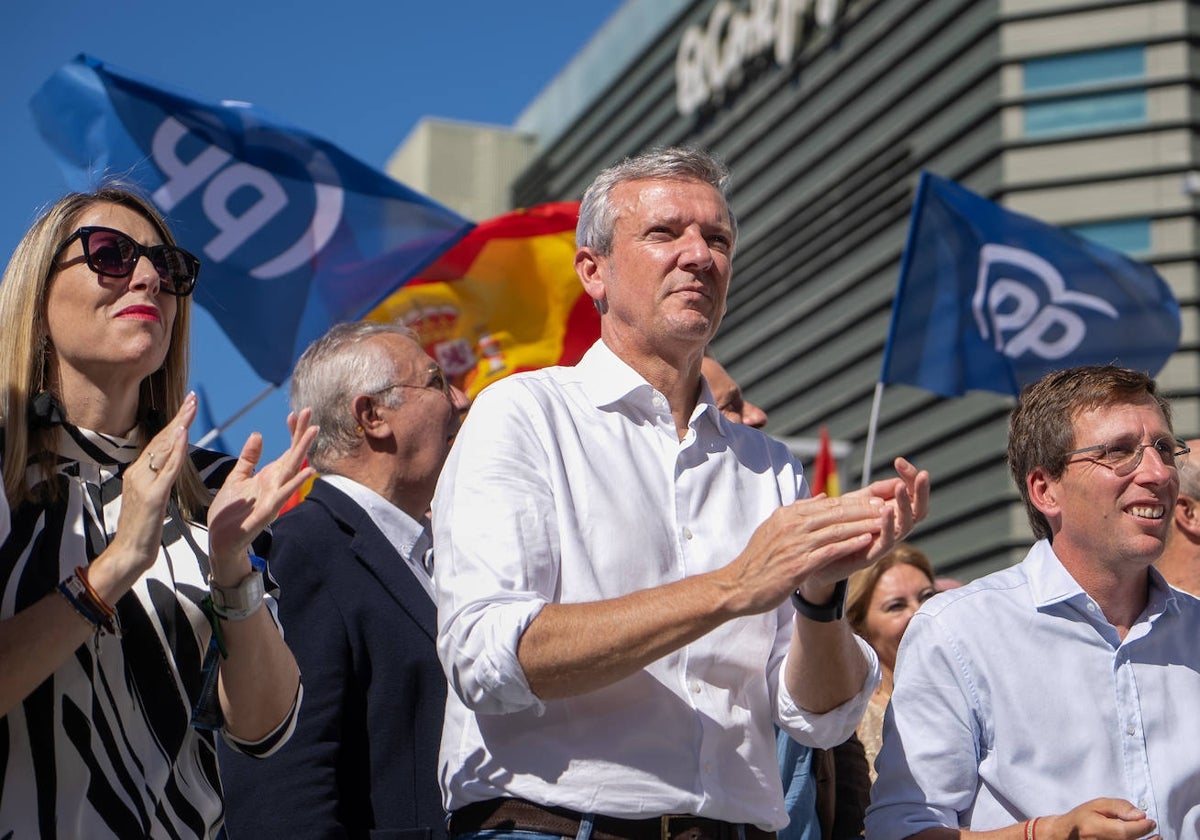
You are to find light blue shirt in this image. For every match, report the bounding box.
[776,729,822,840]
[866,539,1200,840]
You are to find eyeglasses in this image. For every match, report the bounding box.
[1064,436,1190,477]
[52,226,200,297]
[372,366,453,401]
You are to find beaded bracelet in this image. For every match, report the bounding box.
[1024,817,1040,840]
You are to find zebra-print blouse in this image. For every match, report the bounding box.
[0,422,299,839]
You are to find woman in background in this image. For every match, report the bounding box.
[0,186,316,838]
[846,542,939,782]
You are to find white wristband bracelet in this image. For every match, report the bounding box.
[208,567,265,622]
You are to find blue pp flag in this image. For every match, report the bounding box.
[30,54,474,385]
[880,171,1180,397]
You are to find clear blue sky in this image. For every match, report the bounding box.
[1,1,623,459]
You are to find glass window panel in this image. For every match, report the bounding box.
[1068,218,1152,256]
[1024,46,1145,93]
[1024,90,1146,136]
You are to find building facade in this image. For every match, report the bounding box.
[506,0,1200,581]
[386,118,537,222]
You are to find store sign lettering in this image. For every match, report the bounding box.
[676,0,843,116]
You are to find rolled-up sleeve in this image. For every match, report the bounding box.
[432,383,560,716]
[220,593,304,757]
[774,619,881,749]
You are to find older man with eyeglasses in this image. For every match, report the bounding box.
[867,364,1200,840]
[219,321,469,840]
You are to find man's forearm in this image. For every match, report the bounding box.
[517,571,738,699]
[783,616,873,714]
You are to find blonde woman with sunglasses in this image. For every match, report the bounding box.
[0,186,317,838]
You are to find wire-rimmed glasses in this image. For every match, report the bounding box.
[1063,436,1190,477]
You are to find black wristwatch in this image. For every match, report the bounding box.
[791,578,848,622]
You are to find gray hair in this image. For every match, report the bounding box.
[576,146,738,256]
[1179,456,1200,500]
[290,321,417,472]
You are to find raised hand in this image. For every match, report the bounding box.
[721,457,931,616]
[108,394,198,581]
[208,409,317,584]
[722,493,890,616]
[848,456,930,558]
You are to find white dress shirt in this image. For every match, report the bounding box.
[321,473,434,601]
[433,340,877,829]
[866,539,1200,839]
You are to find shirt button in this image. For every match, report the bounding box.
[682,527,694,540]
[1138,800,1147,810]
[1087,603,1097,612]
[1126,724,1136,736]
[691,681,702,694]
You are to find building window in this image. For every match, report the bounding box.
[1067,218,1152,256]
[1022,46,1146,137]
[1025,91,1146,136]
[1024,46,1144,92]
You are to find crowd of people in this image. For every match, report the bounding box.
[0,145,1196,840]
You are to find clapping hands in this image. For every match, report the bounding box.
[207,409,318,585]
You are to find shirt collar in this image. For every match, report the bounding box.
[53,423,142,469]
[320,473,429,563]
[1148,563,1181,616]
[1027,538,1179,617]
[1025,540,1084,608]
[695,376,727,435]
[575,340,726,435]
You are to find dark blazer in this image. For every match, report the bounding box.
[219,479,446,840]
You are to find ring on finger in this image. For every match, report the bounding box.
[148,452,160,473]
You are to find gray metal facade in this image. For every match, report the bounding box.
[510,0,1200,582]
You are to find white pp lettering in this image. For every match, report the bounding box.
[148,117,344,280]
[972,243,1117,361]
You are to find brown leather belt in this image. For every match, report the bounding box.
[449,797,777,840]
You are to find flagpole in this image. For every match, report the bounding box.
[864,172,930,488]
[196,384,279,448]
[861,382,885,486]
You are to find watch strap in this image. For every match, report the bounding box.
[791,578,848,622]
[208,567,265,621]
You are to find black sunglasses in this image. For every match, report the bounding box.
[52,226,200,297]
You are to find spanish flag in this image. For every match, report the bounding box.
[281,202,596,513]
[811,426,840,497]
[365,201,597,399]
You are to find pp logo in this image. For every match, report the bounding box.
[971,244,1117,360]
[147,116,344,280]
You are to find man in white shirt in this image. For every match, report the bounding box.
[866,365,1200,840]
[433,146,929,840]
